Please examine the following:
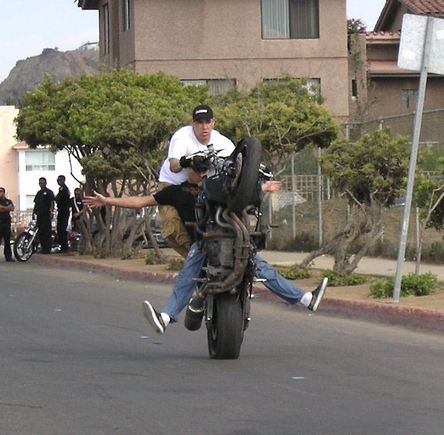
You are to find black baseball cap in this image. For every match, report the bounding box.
[192,105,214,121]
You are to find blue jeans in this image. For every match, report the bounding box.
[162,243,306,321]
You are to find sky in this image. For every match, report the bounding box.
[0,0,387,83]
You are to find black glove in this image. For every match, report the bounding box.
[179,155,192,168]
[191,155,210,172]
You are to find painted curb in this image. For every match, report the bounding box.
[31,254,444,333]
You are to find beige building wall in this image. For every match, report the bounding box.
[368,76,444,118]
[93,0,349,119]
[0,106,19,205]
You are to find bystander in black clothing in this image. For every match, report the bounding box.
[0,187,15,262]
[33,177,55,254]
[70,188,84,232]
[55,175,70,251]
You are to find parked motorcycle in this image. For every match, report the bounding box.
[13,220,80,262]
[183,137,271,359]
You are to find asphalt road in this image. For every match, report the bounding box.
[1,263,443,435]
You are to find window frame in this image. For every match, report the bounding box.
[122,0,130,32]
[24,150,56,172]
[261,0,320,40]
[102,3,110,55]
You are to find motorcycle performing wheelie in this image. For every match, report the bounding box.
[183,136,271,359]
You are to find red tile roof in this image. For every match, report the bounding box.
[365,31,401,41]
[400,0,444,16]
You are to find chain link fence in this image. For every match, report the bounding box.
[265,114,444,263]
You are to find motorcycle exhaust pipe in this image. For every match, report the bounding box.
[184,285,207,331]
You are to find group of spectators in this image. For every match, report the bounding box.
[0,176,85,261]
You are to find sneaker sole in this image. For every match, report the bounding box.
[311,277,328,312]
[142,301,165,333]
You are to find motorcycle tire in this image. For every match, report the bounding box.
[13,232,35,262]
[207,292,244,360]
[227,136,262,214]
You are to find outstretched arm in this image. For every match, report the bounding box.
[261,180,282,193]
[84,191,158,209]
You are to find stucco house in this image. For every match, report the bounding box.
[349,0,444,121]
[78,0,350,120]
[0,106,83,215]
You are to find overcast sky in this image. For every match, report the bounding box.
[0,0,387,83]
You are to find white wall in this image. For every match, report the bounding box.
[17,148,83,211]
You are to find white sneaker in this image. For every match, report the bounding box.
[142,301,166,333]
[308,277,328,312]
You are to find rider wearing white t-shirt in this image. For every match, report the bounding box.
[159,126,234,185]
[157,105,235,257]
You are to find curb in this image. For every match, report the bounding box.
[31,254,444,333]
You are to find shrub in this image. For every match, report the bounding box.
[144,249,165,265]
[277,267,311,280]
[369,272,437,298]
[324,270,368,287]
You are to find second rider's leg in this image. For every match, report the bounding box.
[143,243,205,333]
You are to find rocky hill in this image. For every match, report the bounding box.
[0,45,100,105]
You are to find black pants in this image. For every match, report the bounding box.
[57,211,70,251]
[0,223,12,260]
[37,214,52,254]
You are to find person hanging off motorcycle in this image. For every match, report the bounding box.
[84,167,328,335]
[32,177,55,254]
[157,105,235,258]
[0,187,15,262]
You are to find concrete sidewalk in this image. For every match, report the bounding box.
[30,250,444,333]
[260,251,444,281]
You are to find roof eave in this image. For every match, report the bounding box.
[77,0,99,10]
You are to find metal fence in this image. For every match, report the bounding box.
[265,111,444,255]
[343,107,444,143]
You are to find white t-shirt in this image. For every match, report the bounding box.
[159,125,235,184]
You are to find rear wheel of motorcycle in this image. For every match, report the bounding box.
[207,292,243,360]
[227,136,262,214]
[13,232,35,262]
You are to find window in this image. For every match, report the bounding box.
[401,89,418,110]
[102,3,110,54]
[122,0,130,32]
[351,79,358,99]
[25,151,55,172]
[181,79,236,95]
[261,0,319,39]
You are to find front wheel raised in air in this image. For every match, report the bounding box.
[227,136,262,214]
[13,232,35,262]
[207,292,244,360]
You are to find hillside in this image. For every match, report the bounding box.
[0,46,99,105]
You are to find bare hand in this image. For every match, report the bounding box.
[261,180,282,193]
[83,191,106,208]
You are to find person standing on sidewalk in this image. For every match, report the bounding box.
[55,175,71,252]
[84,170,328,335]
[70,188,85,233]
[33,177,55,254]
[157,105,235,258]
[0,187,15,262]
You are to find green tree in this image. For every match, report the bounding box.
[298,129,410,274]
[413,159,444,273]
[214,78,339,174]
[16,70,209,257]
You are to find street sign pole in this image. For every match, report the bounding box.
[393,17,433,303]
